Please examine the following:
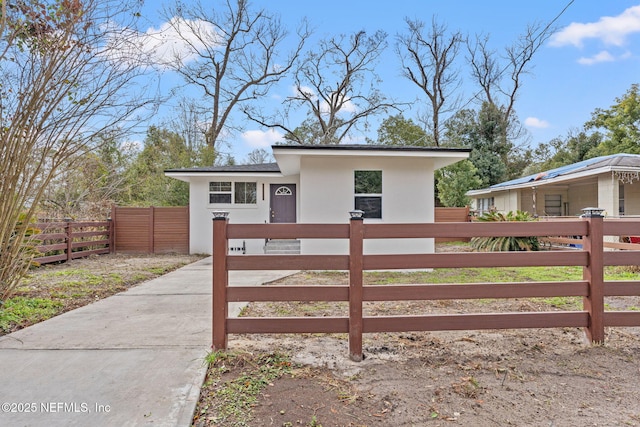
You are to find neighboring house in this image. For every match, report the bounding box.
[467,153,640,218]
[165,144,470,255]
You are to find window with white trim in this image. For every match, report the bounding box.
[477,197,494,214]
[209,181,232,204]
[209,181,257,204]
[354,170,382,219]
[234,182,257,204]
[274,186,292,195]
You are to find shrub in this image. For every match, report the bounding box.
[0,214,42,301]
[470,210,540,251]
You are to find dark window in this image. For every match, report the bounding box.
[210,193,232,204]
[354,170,382,219]
[234,182,257,204]
[544,194,562,216]
[355,196,382,218]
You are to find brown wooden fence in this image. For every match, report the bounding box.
[33,220,112,265]
[212,214,640,361]
[111,206,189,254]
[108,206,467,251]
[434,206,470,242]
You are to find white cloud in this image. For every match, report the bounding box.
[524,117,550,129]
[106,18,218,70]
[337,99,357,114]
[293,85,316,98]
[550,5,640,48]
[122,139,144,153]
[577,50,616,65]
[291,85,358,115]
[241,129,284,148]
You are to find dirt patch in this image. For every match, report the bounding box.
[211,299,640,427]
[194,243,640,426]
[225,329,640,427]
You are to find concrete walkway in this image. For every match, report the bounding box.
[0,257,296,427]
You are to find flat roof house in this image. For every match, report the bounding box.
[166,144,470,255]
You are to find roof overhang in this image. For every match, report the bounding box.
[272,144,470,175]
[467,165,634,197]
[164,170,283,182]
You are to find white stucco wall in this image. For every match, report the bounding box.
[187,175,299,254]
[299,156,435,255]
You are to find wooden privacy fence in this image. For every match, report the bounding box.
[212,213,640,361]
[33,220,112,265]
[30,206,189,265]
[106,206,466,252]
[434,206,470,243]
[111,206,189,254]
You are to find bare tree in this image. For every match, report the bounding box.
[244,148,274,164]
[162,0,310,149]
[248,30,399,144]
[168,98,209,158]
[467,22,555,124]
[40,131,136,219]
[396,17,463,146]
[0,0,152,300]
[163,97,220,165]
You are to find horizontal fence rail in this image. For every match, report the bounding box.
[212,214,640,361]
[32,221,112,265]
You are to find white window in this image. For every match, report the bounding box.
[477,197,494,214]
[275,186,293,196]
[209,182,257,204]
[209,182,231,204]
[354,170,382,219]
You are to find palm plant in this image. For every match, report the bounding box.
[470,210,540,251]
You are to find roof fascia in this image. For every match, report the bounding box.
[164,171,285,181]
[468,166,617,196]
[272,146,469,175]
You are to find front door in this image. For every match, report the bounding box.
[270,184,296,223]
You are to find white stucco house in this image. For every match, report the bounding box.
[467,153,640,218]
[165,144,470,255]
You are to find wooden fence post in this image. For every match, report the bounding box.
[107,218,114,254]
[111,205,117,254]
[582,208,605,343]
[148,206,155,254]
[65,218,73,262]
[212,211,229,350]
[349,210,365,361]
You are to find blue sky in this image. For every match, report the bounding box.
[135,0,640,162]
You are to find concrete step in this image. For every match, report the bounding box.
[264,239,300,254]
